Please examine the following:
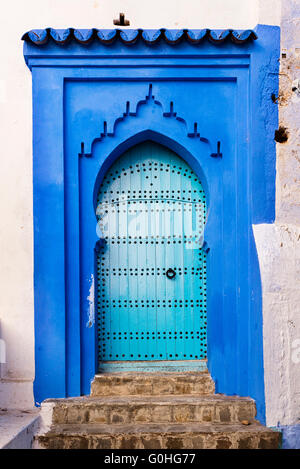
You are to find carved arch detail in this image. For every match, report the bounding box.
[79,84,222,158]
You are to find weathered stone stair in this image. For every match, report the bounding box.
[36,372,281,449]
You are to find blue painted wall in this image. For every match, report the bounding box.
[278,425,300,449]
[23,25,279,423]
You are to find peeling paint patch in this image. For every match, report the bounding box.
[86,274,95,328]
[275,126,289,143]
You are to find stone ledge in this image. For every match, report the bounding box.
[45,394,256,425]
[91,371,215,396]
[0,408,40,449]
[37,422,281,449]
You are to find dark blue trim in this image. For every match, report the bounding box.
[22,28,257,46]
[24,25,280,423]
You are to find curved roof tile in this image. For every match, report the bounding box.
[22,28,257,46]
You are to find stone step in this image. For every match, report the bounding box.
[37,422,281,449]
[91,371,215,396]
[47,394,256,425]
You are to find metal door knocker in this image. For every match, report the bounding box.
[166,268,176,279]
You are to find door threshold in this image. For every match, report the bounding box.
[98,359,207,373]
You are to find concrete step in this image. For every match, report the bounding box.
[47,394,256,425]
[91,371,215,396]
[37,422,281,449]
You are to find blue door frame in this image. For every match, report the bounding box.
[23,25,279,423]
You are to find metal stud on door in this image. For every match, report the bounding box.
[96,141,207,365]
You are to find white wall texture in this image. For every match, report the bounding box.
[0,0,298,433]
[254,0,300,428]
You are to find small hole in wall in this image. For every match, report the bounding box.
[274,126,289,143]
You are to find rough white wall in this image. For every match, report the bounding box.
[0,0,286,412]
[254,0,300,428]
[254,224,300,426]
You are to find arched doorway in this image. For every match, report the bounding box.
[96,141,207,369]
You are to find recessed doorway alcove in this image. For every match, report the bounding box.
[23,25,279,423]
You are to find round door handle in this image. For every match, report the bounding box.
[166,268,176,279]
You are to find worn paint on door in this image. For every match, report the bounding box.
[96,141,207,364]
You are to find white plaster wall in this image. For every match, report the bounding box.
[254,0,300,428]
[0,0,288,415]
[254,224,300,427]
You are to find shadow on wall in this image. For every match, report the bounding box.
[278,425,300,449]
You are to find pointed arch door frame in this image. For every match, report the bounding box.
[80,124,216,391]
[77,99,251,403]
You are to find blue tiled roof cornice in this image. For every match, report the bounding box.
[21,28,257,46]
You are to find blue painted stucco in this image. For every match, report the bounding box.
[277,425,300,449]
[23,25,279,423]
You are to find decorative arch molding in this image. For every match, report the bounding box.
[91,128,210,201]
[79,83,222,159]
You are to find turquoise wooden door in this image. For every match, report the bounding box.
[97,141,207,365]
